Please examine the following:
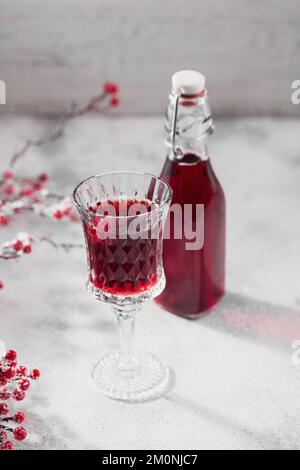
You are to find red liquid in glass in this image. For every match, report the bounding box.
[156,153,226,316]
[84,198,159,295]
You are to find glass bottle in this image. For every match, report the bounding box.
[155,70,226,318]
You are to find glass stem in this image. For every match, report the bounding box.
[112,305,141,371]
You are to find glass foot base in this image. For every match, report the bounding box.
[91,352,170,402]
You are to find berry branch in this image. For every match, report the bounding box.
[7,82,120,169]
[0,232,83,264]
[0,349,40,450]
[0,81,119,289]
[40,236,84,252]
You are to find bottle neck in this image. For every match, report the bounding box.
[165,90,213,162]
[166,135,209,162]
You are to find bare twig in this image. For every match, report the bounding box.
[9,92,109,168]
[40,236,84,252]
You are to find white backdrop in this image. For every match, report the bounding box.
[0,0,299,116]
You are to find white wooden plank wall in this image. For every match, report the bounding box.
[0,0,299,116]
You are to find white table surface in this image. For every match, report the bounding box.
[1,115,300,450]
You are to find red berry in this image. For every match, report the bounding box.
[5,184,14,195]
[19,379,30,391]
[5,350,17,361]
[0,388,11,400]
[53,210,63,219]
[0,375,7,386]
[38,172,49,182]
[4,367,15,379]
[0,214,8,225]
[30,368,40,380]
[13,427,27,441]
[13,389,25,401]
[20,186,33,197]
[23,245,32,254]
[110,96,120,107]
[2,170,13,180]
[103,81,119,94]
[33,182,43,191]
[62,207,71,216]
[16,365,27,376]
[14,411,25,424]
[1,440,13,450]
[12,240,23,251]
[0,403,9,415]
[0,281,4,289]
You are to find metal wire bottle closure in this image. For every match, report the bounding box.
[171,93,183,160]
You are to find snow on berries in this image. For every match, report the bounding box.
[0,233,33,265]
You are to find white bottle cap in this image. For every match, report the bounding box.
[171,70,206,96]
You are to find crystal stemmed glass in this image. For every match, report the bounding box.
[73,172,172,401]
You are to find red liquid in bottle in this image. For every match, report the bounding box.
[84,198,159,295]
[156,153,226,316]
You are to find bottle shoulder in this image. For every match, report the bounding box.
[160,155,225,204]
